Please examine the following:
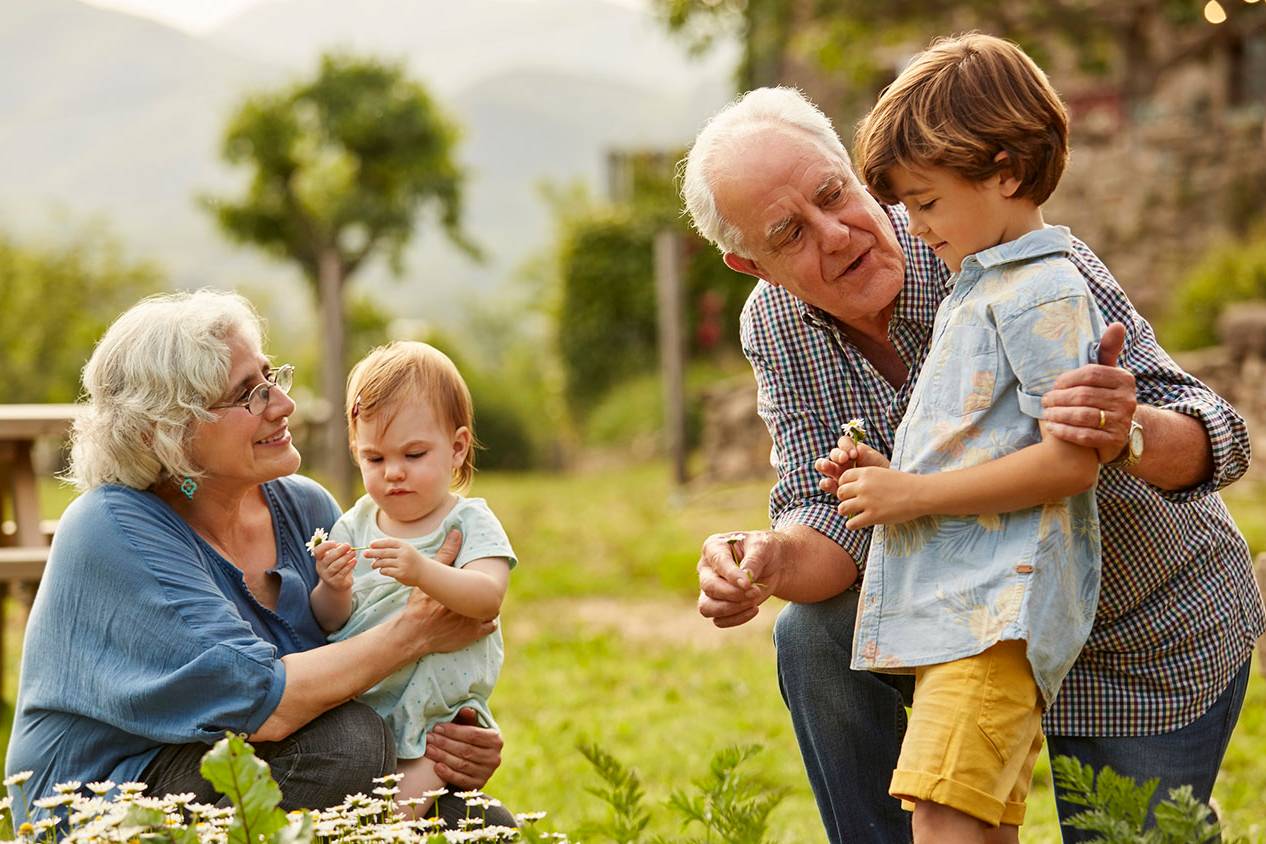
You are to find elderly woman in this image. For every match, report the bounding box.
[6,290,514,827]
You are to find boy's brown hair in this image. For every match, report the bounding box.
[345,340,477,489]
[854,32,1069,207]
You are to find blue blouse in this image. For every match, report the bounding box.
[5,474,340,817]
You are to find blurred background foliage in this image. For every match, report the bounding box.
[1163,225,1266,350]
[0,227,161,404]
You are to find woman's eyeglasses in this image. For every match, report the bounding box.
[209,364,295,416]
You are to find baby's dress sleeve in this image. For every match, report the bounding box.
[452,499,517,570]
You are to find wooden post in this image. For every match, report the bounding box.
[318,249,352,506]
[655,229,688,487]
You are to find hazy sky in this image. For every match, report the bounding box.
[81,0,646,34]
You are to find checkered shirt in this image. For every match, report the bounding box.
[742,203,1266,736]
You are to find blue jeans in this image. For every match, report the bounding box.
[773,590,1250,844]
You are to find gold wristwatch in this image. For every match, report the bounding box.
[1107,417,1144,469]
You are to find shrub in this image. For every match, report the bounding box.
[1161,227,1266,351]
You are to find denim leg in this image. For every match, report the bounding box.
[1047,659,1251,844]
[253,700,396,810]
[774,590,916,844]
[141,700,396,811]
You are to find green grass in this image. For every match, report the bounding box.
[11,467,1266,842]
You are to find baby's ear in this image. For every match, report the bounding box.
[993,150,1022,198]
[451,426,472,467]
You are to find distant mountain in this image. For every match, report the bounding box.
[0,0,287,291]
[208,0,737,95]
[0,0,735,326]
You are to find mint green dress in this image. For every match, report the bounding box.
[328,494,516,759]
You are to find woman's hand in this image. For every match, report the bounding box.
[425,707,504,789]
[313,541,356,591]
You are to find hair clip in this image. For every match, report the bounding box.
[351,395,361,418]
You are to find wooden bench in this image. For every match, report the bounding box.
[0,545,48,682]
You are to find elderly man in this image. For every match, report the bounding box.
[685,87,1264,843]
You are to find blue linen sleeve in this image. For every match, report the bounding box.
[46,489,286,743]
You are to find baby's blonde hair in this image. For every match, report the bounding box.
[345,341,477,489]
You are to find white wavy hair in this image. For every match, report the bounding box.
[680,86,850,258]
[66,289,264,491]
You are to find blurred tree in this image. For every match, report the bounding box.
[204,53,476,501]
[0,228,161,404]
[545,176,748,421]
[654,0,1265,116]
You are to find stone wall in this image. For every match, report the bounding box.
[698,377,775,484]
[1046,109,1266,320]
[1172,301,1266,479]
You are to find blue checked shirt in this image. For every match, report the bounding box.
[743,203,1266,736]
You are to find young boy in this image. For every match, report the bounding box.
[818,33,1108,843]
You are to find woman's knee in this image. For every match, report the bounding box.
[289,701,395,778]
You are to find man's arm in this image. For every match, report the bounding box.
[1047,243,1252,497]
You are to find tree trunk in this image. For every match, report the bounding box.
[318,248,352,506]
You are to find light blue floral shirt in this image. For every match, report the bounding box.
[851,226,1107,706]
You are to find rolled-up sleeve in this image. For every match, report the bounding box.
[41,489,288,743]
[1073,245,1252,501]
[744,308,872,570]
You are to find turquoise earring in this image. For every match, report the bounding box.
[179,477,198,499]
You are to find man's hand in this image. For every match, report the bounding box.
[697,530,783,628]
[426,707,503,789]
[835,466,923,529]
[1040,322,1135,464]
[313,541,356,591]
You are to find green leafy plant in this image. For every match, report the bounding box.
[577,742,788,844]
[1051,754,1251,844]
[199,733,290,844]
[577,742,652,844]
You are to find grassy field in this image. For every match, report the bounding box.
[4,466,1265,842]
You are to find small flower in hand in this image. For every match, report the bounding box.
[725,533,765,590]
[841,418,867,445]
[306,528,328,557]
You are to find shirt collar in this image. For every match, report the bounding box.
[961,225,1073,272]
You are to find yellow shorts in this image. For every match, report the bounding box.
[890,639,1044,827]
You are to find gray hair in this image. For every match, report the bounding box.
[680,87,850,257]
[66,289,265,491]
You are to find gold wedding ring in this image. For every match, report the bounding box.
[1098,409,1107,429]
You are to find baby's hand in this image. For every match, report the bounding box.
[366,538,431,587]
[313,541,356,592]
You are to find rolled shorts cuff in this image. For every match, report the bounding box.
[891,770,1027,826]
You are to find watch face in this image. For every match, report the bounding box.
[1130,426,1144,456]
